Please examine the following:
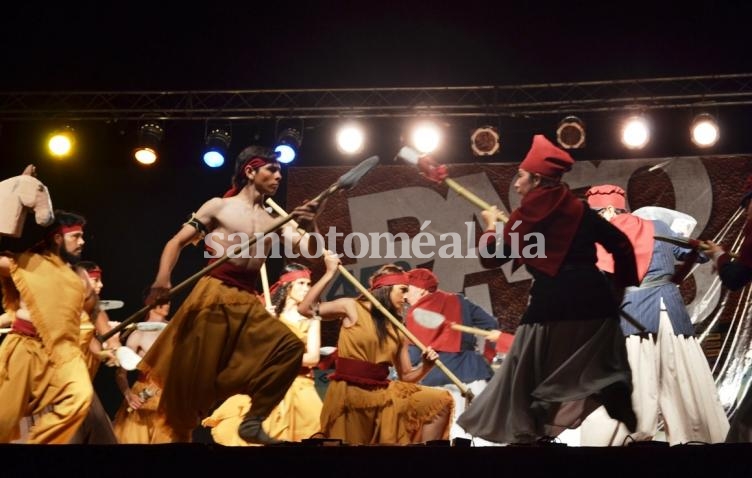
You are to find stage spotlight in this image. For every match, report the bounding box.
[336,123,365,155]
[691,113,719,148]
[556,116,586,149]
[47,126,75,159]
[134,122,164,165]
[275,127,302,164]
[411,121,441,154]
[203,127,231,168]
[621,115,650,150]
[470,126,500,156]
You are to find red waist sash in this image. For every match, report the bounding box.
[329,356,390,390]
[207,260,260,295]
[11,319,39,338]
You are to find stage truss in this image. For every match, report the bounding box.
[0,73,751,121]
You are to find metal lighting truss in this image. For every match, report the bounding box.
[0,73,751,121]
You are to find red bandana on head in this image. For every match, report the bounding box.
[269,269,311,297]
[370,272,408,291]
[46,224,83,239]
[223,155,276,198]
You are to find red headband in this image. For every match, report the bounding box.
[269,269,311,297]
[49,224,83,237]
[370,272,408,290]
[279,269,311,284]
[223,156,276,197]
[86,268,102,279]
[245,157,270,170]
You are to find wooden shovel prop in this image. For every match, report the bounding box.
[397,146,509,224]
[450,324,515,355]
[265,197,474,401]
[98,155,381,344]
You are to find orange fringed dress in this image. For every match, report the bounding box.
[320,301,453,444]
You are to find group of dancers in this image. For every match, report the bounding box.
[1,136,751,446]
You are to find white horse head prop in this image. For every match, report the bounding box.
[0,173,54,238]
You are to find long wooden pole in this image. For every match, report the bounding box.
[444,177,509,223]
[97,182,340,344]
[265,198,473,400]
[450,323,497,338]
[260,263,272,309]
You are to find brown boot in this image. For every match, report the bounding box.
[238,415,285,445]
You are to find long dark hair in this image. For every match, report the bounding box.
[364,264,405,346]
[271,263,310,316]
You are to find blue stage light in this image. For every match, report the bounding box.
[274,127,302,164]
[203,150,225,167]
[203,127,231,168]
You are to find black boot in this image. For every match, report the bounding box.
[238,415,285,445]
[600,383,638,433]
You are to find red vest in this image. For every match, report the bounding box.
[406,290,462,353]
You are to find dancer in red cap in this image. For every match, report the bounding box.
[457,135,640,445]
[404,267,503,444]
[580,185,728,445]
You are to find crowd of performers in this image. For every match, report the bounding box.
[1,136,752,446]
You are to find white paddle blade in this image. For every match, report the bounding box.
[136,322,168,332]
[116,346,142,371]
[396,146,421,165]
[100,300,125,311]
[412,308,446,329]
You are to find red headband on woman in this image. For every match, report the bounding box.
[269,269,311,297]
[370,272,408,290]
[279,269,311,284]
[86,267,102,279]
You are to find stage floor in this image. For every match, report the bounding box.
[3,442,752,478]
